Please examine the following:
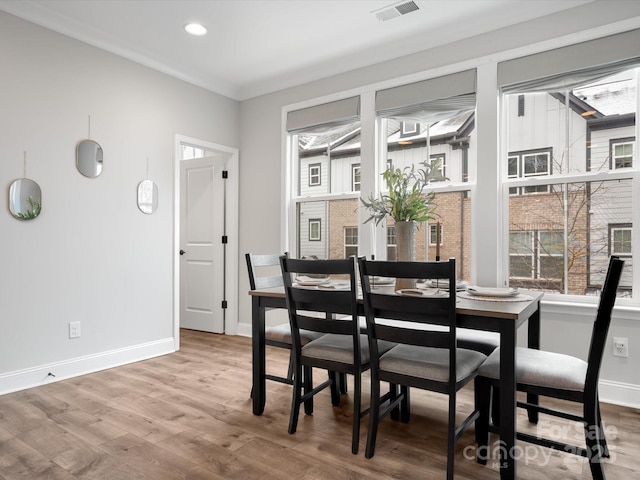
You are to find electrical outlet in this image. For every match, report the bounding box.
[613,337,628,358]
[69,321,81,339]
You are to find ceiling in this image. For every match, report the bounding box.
[0,0,593,101]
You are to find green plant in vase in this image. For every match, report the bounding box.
[361,159,443,288]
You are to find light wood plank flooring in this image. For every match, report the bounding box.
[0,329,638,479]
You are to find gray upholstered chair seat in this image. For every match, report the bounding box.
[479,347,587,392]
[380,344,487,383]
[302,334,394,365]
[265,323,324,345]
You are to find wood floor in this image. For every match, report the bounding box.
[1,329,638,479]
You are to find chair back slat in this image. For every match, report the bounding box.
[585,256,625,392]
[296,314,354,336]
[246,253,287,290]
[374,323,450,348]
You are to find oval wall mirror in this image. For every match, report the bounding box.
[137,179,158,214]
[9,178,42,220]
[76,139,103,177]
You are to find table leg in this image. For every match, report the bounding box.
[526,305,540,423]
[252,296,266,415]
[499,321,517,480]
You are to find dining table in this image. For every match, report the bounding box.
[248,283,543,480]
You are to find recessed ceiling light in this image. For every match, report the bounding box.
[184,23,207,36]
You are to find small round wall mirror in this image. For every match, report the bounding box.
[76,139,103,177]
[137,179,158,214]
[9,178,42,220]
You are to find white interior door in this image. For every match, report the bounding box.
[180,155,225,333]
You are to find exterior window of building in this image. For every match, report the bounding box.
[508,149,551,194]
[429,223,443,245]
[509,231,564,284]
[401,122,419,136]
[611,225,632,256]
[344,227,358,257]
[309,164,321,186]
[611,139,635,169]
[386,226,396,261]
[309,219,321,241]
[352,164,361,191]
[504,65,638,296]
[429,154,446,182]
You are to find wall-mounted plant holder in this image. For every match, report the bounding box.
[76,115,103,178]
[9,152,42,220]
[137,157,158,214]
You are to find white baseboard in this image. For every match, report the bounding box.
[236,322,252,338]
[0,337,176,396]
[599,379,640,409]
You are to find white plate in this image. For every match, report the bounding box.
[295,277,331,286]
[466,286,519,297]
[317,283,350,290]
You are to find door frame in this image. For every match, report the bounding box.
[174,134,239,350]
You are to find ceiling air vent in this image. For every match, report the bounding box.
[373,1,420,22]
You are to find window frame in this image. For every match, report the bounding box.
[309,218,321,241]
[507,148,552,195]
[352,163,361,192]
[308,163,321,186]
[610,224,632,256]
[344,226,358,258]
[610,137,635,170]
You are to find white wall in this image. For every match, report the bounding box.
[238,1,640,407]
[0,12,239,393]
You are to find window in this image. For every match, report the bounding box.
[375,69,476,278]
[309,219,321,241]
[611,225,632,256]
[288,96,361,260]
[352,163,361,191]
[429,223,443,245]
[429,154,446,182]
[309,164,321,186]
[503,64,638,296]
[401,121,419,136]
[508,149,551,194]
[509,231,564,288]
[386,226,396,261]
[611,139,635,169]
[344,227,358,257]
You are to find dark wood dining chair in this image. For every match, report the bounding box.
[358,257,486,480]
[475,255,624,480]
[245,253,324,388]
[280,255,396,454]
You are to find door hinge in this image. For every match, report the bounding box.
[221,300,228,309]
[221,235,228,244]
[222,170,228,179]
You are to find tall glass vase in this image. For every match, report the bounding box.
[394,220,417,290]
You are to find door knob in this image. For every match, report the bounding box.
[179,249,186,255]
